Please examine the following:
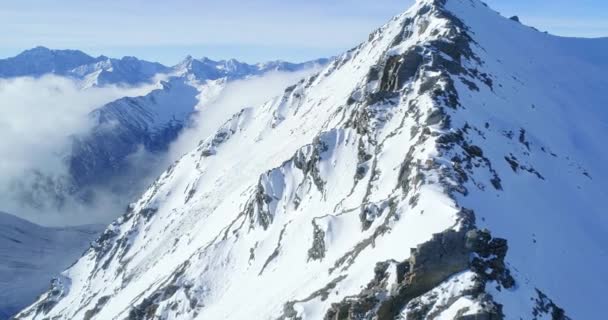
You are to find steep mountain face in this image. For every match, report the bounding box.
[68,78,199,193]
[15,0,608,319]
[0,212,102,320]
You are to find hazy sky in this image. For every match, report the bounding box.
[0,0,606,64]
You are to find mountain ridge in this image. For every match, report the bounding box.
[0,46,329,87]
[13,0,608,319]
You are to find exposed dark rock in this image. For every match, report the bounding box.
[29,277,67,316]
[278,276,348,320]
[504,154,545,180]
[359,203,382,231]
[466,229,514,289]
[490,176,503,191]
[184,187,196,204]
[127,263,192,319]
[128,294,160,320]
[83,295,111,320]
[532,289,570,320]
[437,130,465,145]
[329,199,398,274]
[419,75,442,94]
[259,223,290,275]
[140,207,159,221]
[397,147,418,196]
[505,155,519,172]
[464,144,484,158]
[246,184,275,230]
[344,106,372,136]
[284,84,297,93]
[354,138,373,183]
[296,135,329,193]
[380,48,424,92]
[367,66,381,82]
[425,108,447,126]
[461,77,481,91]
[519,129,531,151]
[307,220,326,261]
[91,227,120,262]
[324,219,512,320]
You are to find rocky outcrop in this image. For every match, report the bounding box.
[324,211,516,320]
[531,290,570,320]
[307,220,327,261]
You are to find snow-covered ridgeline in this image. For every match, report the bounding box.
[16,0,608,319]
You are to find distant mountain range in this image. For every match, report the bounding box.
[0,47,328,217]
[0,46,328,87]
[0,46,167,87]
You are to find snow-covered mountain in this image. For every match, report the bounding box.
[67,78,199,194]
[14,0,608,319]
[0,46,168,87]
[0,46,328,87]
[0,47,97,78]
[2,47,326,218]
[64,58,326,205]
[172,56,329,81]
[0,212,102,320]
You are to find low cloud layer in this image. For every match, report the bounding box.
[0,68,319,227]
[169,68,320,159]
[0,75,155,226]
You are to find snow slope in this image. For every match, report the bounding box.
[15,0,608,319]
[64,58,325,208]
[0,212,102,319]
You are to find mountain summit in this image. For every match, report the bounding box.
[15,0,608,319]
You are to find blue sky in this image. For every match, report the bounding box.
[1,0,606,65]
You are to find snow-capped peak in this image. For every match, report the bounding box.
[14,0,608,319]
[171,55,328,81]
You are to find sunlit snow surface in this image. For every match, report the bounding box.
[15,0,608,319]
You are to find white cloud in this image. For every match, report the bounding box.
[168,67,321,166]
[0,75,155,225]
[0,65,320,226]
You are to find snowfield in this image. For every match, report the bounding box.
[0,212,102,319]
[14,0,608,319]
